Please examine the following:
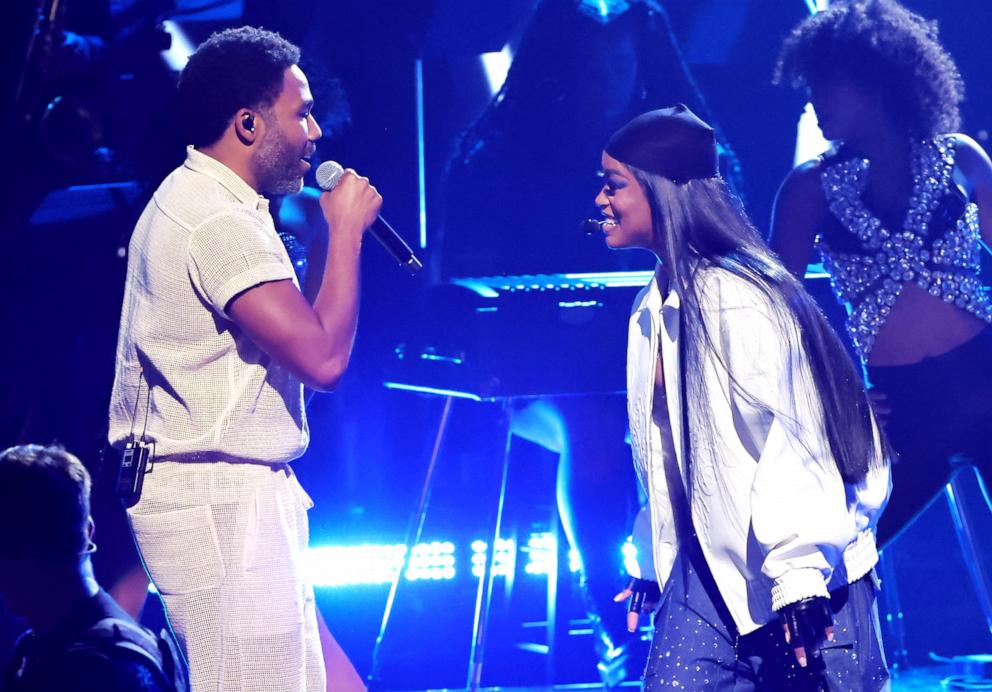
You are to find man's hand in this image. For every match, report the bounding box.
[614,577,661,632]
[779,596,834,667]
[319,169,382,243]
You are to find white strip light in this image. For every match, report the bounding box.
[306,541,455,587]
[216,534,632,590]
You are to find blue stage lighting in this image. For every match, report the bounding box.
[480,46,513,96]
[622,538,639,576]
[295,533,630,588]
[405,540,457,581]
[523,532,556,576]
[577,0,631,24]
[307,543,407,587]
[471,537,515,577]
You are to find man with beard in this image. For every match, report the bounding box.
[107,27,381,691]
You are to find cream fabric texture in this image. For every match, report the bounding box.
[128,461,324,691]
[109,147,308,464]
[110,148,323,690]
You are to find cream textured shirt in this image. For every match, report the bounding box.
[109,146,309,463]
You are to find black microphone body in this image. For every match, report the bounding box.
[315,161,423,275]
[581,218,606,235]
[368,215,423,275]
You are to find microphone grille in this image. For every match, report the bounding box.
[580,219,603,235]
[315,160,344,191]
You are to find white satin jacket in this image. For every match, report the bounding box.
[627,265,890,635]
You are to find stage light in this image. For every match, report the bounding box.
[160,20,196,72]
[622,538,639,576]
[382,382,483,401]
[577,0,631,24]
[569,548,582,574]
[405,541,457,581]
[794,102,831,166]
[305,542,456,587]
[523,532,556,575]
[480,45,514,96]
[471,537,515,577]
[262,533,631,589]
[307,543,407,587]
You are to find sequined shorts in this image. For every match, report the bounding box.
[643,545,888,691]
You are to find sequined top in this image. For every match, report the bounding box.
[816,135,992,361]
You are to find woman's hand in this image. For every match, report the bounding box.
[614,577,661,632]
[779,596,834,667]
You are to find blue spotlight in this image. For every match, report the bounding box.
[297,533,630,588]
[480,46,514,96]
[306,542,457,587]
[523,532,556,576]
[307,543,406,587]
[405,540,457,582]
[577,0,631,24]
[622,538,639,576]
[471,537,515,578]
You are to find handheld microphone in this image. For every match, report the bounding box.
[315,161,423,275]
[581,218,606,235]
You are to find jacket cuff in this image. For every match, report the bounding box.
[771,568,830,611]
[842,529,879,583]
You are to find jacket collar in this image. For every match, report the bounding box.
[183,145,269,212]
[637,264,681,315]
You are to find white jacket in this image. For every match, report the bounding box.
[627,265,890,635]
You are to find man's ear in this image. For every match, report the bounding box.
[235,108,260,145]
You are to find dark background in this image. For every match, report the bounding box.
[3,0,992,687]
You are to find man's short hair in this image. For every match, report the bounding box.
[178,26,301,148]
[0,444,92,561]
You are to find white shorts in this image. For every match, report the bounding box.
[127,460,325,692]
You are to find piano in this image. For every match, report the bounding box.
[384,271,654,401]
[384,266,839,402]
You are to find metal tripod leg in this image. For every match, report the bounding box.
[876,546,908,675]
[946,465,992,636]
[368,396,455,689]
[467,399,514,691]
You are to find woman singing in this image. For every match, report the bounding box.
[599,105,891,689]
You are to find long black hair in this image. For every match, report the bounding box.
[631,168,887,485]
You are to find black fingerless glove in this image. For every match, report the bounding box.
[625,577,661,615]
[778,595,833,660]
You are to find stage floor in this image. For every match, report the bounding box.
[396,664,958,690]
